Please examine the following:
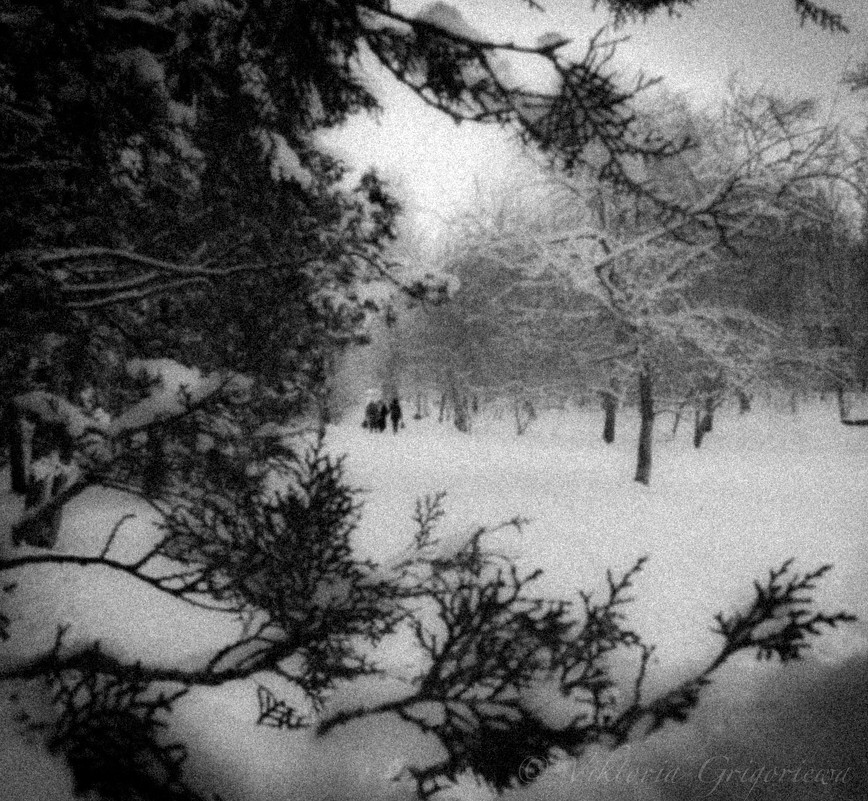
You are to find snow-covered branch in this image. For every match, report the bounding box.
[4,363,251,547]
[7,248,330,310]
[361,5,688,189]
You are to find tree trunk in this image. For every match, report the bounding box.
[17,473,64,548]
[693,409,709,448]
[438,391,448,423]
[703,396,715,432]
[671,408,682,438]
[693,397,714,449]
[836,385,849,420]
[454,396,470,433]
[514,398,526,436]
[514,398,537,435]
[601,391,617,444]
[634,369,654,486]
[6,410,31,495]
[143,432,166,497]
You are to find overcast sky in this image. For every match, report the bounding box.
[323,0,868,238]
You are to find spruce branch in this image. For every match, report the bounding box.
[794,0,848,33]
[318,500,853,799]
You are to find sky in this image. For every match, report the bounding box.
[322,0,868,240]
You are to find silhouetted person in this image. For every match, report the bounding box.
[363,400,380,431]
[388,397,403,433]
[376,401,388,432]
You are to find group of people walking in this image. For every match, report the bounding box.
[363,396,403,433]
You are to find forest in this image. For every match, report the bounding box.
[1,1,866,800]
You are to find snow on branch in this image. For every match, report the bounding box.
[359,3,689,194]
[10,391,105,441]
[4,360,252,547]
[8,247,326,310]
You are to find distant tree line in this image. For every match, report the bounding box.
[399,82,866,483]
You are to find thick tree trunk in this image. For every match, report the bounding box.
[703,396,715,432]
[16,472,65,548]
[693,397,714,449]
[693,409,709,448]
[454,399,470,433]
[450,385,470,433]
[143,432,166,497]
[6,410,31,495]
[634,370,654,486]
[601,392,617,444]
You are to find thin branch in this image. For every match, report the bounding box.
[99,513,136,559]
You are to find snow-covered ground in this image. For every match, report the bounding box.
[1,397,867,800]
[333,398,868,668]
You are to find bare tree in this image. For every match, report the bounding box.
[536,84,857,482]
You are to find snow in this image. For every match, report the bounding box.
[351,279,396,308]
[1,397,867,799]
[0,490,244,671]
[333,401,868,667]
[417,2,484,41]
[124,47,167,94]
[0,685,78,801]
[168,99,197,127]
[111,359,249,434]
[126,356,202,388]
[415,2,518,94]
[537,31,567,52]
[265,131,314,187]
[12,391,104,439]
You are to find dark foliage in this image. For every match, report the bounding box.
[154,440,403,706]
[594,0,697,27]
[0,469,854,799]
[794,0,848,32]
[35,649,209,801]
[713,560,857,663]
[256,683,306,730]
[315,494,853,798]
